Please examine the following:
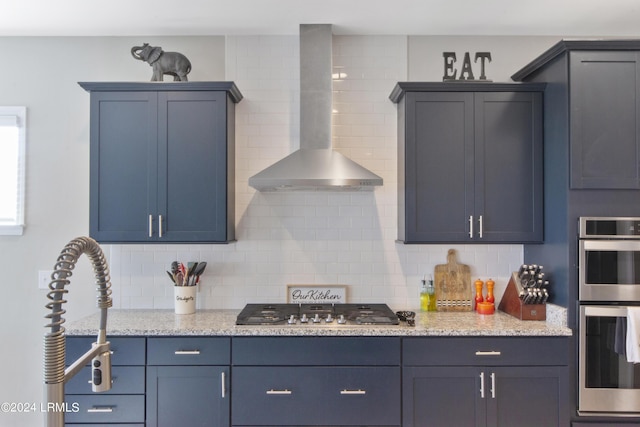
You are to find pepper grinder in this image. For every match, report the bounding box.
[474,278,484,311]
[486,278,495,304]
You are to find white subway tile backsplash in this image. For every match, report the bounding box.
[108,34,524,311]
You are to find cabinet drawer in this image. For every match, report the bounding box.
[232,366,400,426]
[65,366,144,394]
[233,337,401,365]
[403,337,568,366]
[66,337,145,366]
[147,337,230,365]
[65,394,144,424]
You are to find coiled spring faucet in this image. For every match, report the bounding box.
[43,236,112,427]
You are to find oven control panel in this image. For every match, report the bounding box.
[580,217,640,238]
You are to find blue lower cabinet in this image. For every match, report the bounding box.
[146,365,229,427]
[402,337,570,427]
[232,366,401,426]
[65,366,145,395]
[64,337,146,426]
[64,394,145,424]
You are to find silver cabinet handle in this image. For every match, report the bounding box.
[174,350,200,355]
[479,215,484,238]
[475,351,501,356]
[469,215,474,238]
[266,389,292,395]
[479,372,485,398]
[88,376,115,385]
[148,214,153,238]
[87,407,114,413]
[340,389,366,395]
[221,371,226,398]
[158,214,163,238]
[490,372,496,399]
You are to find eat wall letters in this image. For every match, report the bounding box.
[443,52,492,81]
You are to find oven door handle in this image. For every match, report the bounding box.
[583,305,630,317]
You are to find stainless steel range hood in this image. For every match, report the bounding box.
[248,24,383,191]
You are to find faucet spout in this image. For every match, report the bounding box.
[43,236,113,427]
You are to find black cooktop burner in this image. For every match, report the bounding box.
[236,303,399,325]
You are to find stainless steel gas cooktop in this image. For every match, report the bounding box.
[235,303,400,326]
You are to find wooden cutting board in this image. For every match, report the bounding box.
[434,249,473,311]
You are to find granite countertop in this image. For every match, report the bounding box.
[65,305,571,337]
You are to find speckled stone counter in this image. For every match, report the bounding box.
[65,304,571,337]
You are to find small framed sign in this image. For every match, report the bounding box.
[286,284,347,304]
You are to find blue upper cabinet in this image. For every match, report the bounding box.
[390,83,544,243]
[513,40,640,190]
[569,51,640,189]
[80,82,242,243]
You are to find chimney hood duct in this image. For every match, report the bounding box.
[248,24,383,191]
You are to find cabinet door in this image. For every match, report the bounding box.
[487,366,569,427]
[474,92,543,242]
[570,51,640,189]
[404,92,475,242]
[146,365,229,427]
[89,91,158,242]
[403,366,568,427]
[233,366,400,426]
[403,366,485,427]
[157,91,229,242]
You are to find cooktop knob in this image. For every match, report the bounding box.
[312,313,321,323]
[287,314,297,325]
[325,313,333,323]
[300,314,309,323]
[337,314,347,324]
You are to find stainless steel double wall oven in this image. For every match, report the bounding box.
[578,217,640,416]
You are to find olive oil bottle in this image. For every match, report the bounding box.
[420,275,437,311]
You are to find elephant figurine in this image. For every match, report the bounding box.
[131,43,191,81]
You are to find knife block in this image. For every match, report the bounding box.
[498,272,546,321]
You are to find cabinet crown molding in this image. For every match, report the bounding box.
[79,81,243,103]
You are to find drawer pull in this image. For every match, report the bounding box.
[174,350,201,355]
[87,406,114,413]
[88,377,115,384]
[490,372,496,399]
[340,389,366,395]
[475,351,501,356]
[266,389,292,395]
[221,371,226,399]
